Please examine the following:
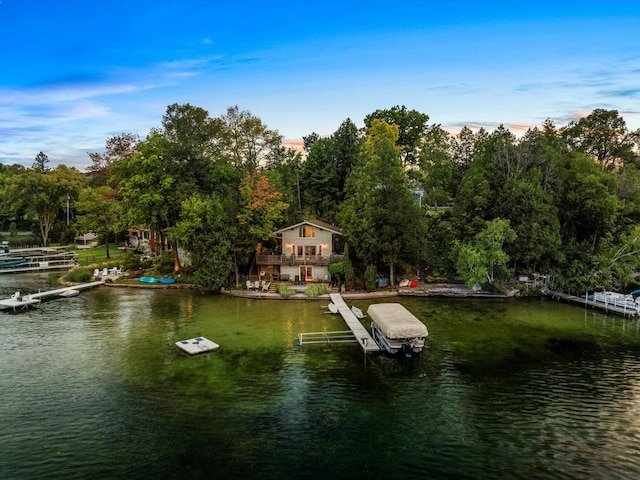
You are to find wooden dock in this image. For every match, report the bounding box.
[329,293,381,352]
[0,281,105,311]
[544,290,640,317]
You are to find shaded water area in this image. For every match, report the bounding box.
[2,274,640,479]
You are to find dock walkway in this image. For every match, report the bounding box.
[0,281,105,311]
[545,290,640,317]
[329,293,380,353]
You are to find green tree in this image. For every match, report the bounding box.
[32,151,50,172]
[364,106,430,167]
[87,133,139,187]
[300,119,362,222]
[172,194,234,291]
[3,165,83,246]
[339,119,424,285]
[558,152,618,250]
[453,218,516,289]
[561,109,638,171]
[110,134,173,241]
[75,186,122,259]
[218,105,283,171]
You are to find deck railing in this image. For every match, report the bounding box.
[256,254,344,266]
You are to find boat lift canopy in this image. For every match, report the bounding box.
[367,303,428,339]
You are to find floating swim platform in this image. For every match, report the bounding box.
[175,337,219,355]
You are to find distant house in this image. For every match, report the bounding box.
[256,219,344,282]
[75,232,98,249]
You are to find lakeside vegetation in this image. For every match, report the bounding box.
[1,105,639,294]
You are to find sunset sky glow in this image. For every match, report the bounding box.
[1,0,639,168]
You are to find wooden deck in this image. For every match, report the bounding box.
[329,293,381,353]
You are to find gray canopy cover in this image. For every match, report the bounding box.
[367,303,428,339]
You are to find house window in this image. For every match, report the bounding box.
[298,226,316,238]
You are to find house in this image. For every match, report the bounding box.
[256,220,344,283]
[75,232,98,249]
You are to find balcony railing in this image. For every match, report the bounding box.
[256,254,344,266]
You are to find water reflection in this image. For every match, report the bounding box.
[2,278,640,478]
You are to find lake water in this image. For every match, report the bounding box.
[2,274,640,479]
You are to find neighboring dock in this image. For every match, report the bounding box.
[544,290,640,317]
[0,281,105,311]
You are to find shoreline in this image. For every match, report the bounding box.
[102,279,520,299]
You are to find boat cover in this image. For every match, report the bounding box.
[367,303,428,339]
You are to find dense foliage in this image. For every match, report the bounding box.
[2,105,639,293]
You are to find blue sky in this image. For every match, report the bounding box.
[1,1,639,169]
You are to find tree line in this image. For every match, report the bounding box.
[1,104,639,293]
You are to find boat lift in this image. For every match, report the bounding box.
[297,330,357,346]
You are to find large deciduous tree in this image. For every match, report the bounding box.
[561,109,638,171]
[172,195,234,291]
[218,105,283,171]
[3,165,83,246]
[364,105,430,167]
[87,133,139,186]
[453,218,516,289]
[76,186,122,259]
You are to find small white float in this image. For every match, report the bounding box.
[175,337,219,355]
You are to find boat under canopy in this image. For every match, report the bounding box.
[367,303,428,354]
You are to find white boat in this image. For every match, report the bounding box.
[328,303,338,314]
[59,289,80,298]
[350,305,364,319]
[367,303,428,355]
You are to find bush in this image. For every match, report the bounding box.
[305,284,325,298]
[121,250,144,271]
[277,283,296,297]
[154,251,175,275]
[365,265,376,291]
[64,268,93,283]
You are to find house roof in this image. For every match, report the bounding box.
[274,219,343,236]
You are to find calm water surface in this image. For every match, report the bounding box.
[2,274,640,479]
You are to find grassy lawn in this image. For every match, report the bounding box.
[75,245,127,267]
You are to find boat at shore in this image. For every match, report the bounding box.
[367,303,428,355]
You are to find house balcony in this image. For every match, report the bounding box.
[256,254,344,266]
